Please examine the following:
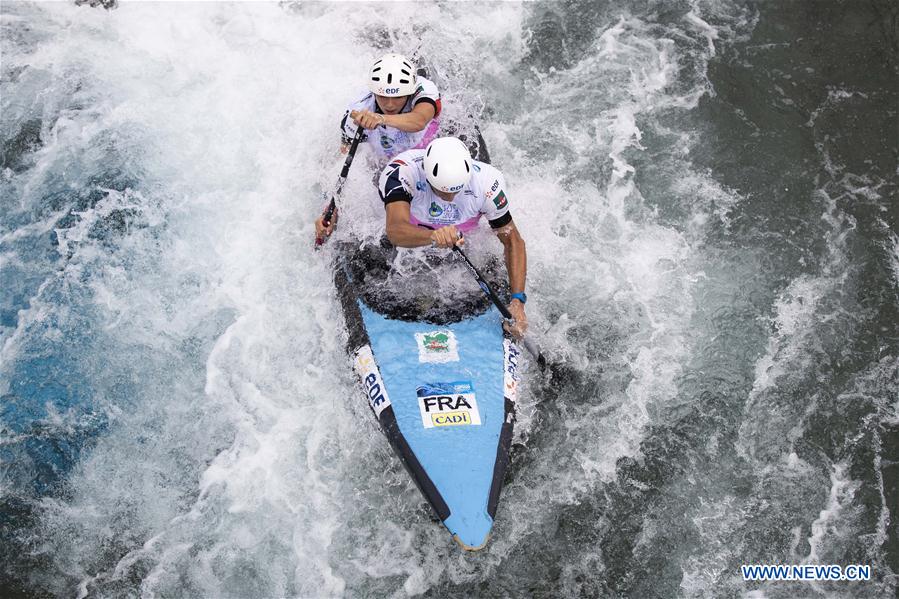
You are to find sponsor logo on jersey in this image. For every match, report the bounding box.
[426,202,461,226]
[428,201,444,217]
[415,330,459,363]
[380,134,395,150]
[354,345,391,417]
[486,180,500,200]
[417,381,481,428]
[472,163,481,172]
[416,181,428,191]
[493,190,507,210]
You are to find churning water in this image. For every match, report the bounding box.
[2,1,897,597]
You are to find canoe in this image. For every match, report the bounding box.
[334,241,519,550]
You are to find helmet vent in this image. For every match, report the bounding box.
[432,164,439,177]
[368,54,416,97]
[464,161,469,173]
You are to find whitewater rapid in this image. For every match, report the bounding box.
[2,1,896,597]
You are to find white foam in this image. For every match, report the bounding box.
[467,7,740,536]
[1,1,765,595]
[0,2,529,595]
[888,229,899,295]
[805,462,858,563]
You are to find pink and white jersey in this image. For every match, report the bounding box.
[341,76,441,162]
[378,149,512,232]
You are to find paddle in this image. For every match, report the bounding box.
[315,126,366,247]
[452,244,547,370]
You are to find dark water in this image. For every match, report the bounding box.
[1,1,897,597]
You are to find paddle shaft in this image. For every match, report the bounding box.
[316,126,366,246]
[452,245,546,369]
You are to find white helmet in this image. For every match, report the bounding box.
[424,137,472,193]
[368,53,417,97]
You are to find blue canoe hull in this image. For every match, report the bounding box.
[335,259,520,550]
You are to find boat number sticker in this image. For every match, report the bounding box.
[416,381,481,428]
[415,330,459,363]
[354,345,391,417]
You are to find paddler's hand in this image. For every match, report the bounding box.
[504,300,528,339]
[315,209,337,241]
[350,109,387,130]
[429,225,463,249]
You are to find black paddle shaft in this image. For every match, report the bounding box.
[316,127,366,245]
[452,245,546,369]
[453,246,513,320]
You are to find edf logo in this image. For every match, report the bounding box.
[364,373,387,408]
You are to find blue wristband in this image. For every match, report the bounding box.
[511,292,527,304]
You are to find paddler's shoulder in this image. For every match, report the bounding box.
[413,75,440,96]
[386,148,426,169]
[469,160,503,187]
[345,90,376,111]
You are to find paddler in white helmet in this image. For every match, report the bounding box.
[378,136,529,337]
[316,53,441,240]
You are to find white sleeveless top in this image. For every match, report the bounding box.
[377,149,512,232]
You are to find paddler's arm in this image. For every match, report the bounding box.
[352,102,436,133]
[385,202,460,248]
[494,220,528,335]
[382,102,436,132]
